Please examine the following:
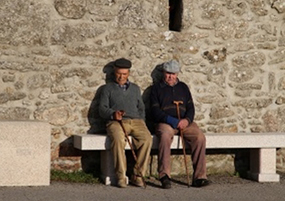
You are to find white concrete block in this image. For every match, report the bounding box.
[0,120,51,186]
[100,150,116,185]
[249,148,280,182]
[74,133,285,150]
[206,133,285,148]
[249,172,280,182]
[101,150,129,186]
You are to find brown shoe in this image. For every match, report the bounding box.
[117,178,127,188]
[130,175,144,187]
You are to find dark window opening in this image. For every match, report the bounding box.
[169,0,183,32]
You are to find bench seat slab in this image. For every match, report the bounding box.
[73,133,285,184]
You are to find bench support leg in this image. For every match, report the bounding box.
[248,148,280,182]
[100,150,129,185]
[100,150,116,185]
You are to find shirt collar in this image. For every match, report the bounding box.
[116,80,130,90]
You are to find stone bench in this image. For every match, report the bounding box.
[73,132,285,185]
[0,120,51,186]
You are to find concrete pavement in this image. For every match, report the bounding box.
[1,173,285,201]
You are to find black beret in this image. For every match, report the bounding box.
[114,58,132,69]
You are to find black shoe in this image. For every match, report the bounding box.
[192,179,210,188]
[160,175,171,189]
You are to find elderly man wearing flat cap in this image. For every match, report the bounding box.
[99,58,152,188]
[150,60,210,189]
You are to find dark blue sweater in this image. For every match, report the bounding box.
[150,80,195,128]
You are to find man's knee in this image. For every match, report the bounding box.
[156,127,174,144]
[156,123,174,135]
[142,131,152,145]
[107,123,125,144]
[197,132,206,143]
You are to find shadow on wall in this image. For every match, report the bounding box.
[142,63,164,133]
[58,138,101,176]
[87,61,116,134]
[57,61,116,175]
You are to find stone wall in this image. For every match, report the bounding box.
[1,0,285,174]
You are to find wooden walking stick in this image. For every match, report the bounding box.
[118,120,147,188]
[173,100,190,188]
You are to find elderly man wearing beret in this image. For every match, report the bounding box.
[150,60,210,189]
[99,58,152,188]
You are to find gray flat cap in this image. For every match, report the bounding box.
[163,60,180,73]
[114,58,132,69]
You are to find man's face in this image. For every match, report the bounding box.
[114,67,129,85]
[164,71,178,86]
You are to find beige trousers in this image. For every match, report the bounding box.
[106,119,152,180]
[155,122,207,181]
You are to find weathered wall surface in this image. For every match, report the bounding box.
[1,0,285,174]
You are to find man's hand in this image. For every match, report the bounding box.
[177,119,189,130]
[113,110,125,121]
